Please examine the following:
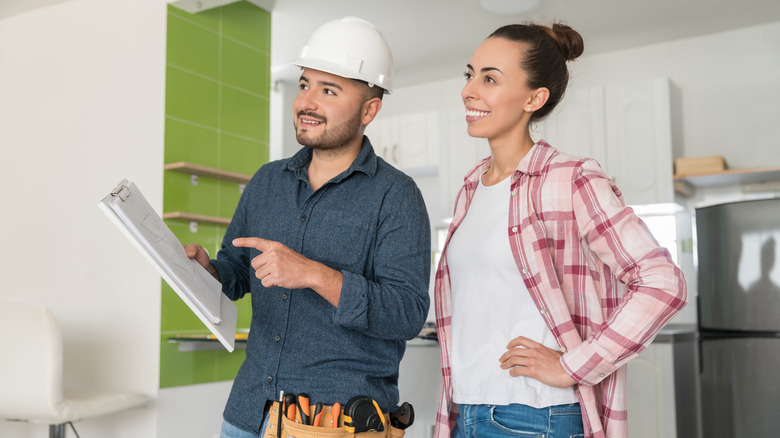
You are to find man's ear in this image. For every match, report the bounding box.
[361,97,383,126]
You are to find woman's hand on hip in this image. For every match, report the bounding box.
[499,336,577,388]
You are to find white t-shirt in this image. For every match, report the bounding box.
[447,174,578,408]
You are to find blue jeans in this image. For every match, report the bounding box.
[452,403,584,438]
[220,406,271,438]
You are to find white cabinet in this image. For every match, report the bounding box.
[366,111,440,170]
[604,78,674,205]
[399,111,440,169]
[537,86,608,168]
[368,115,399,164]
[626,325,699,438]
[538,77,675,205]
[627,342,678,438]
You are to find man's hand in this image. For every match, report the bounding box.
[232,237,342,306]
[184,243,219,280]
[499,336,578,388]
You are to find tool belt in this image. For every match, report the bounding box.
[263,400,409,438]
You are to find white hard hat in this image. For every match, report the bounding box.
[290,16,394,94]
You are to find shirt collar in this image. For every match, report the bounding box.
[462,140,556,185]
[517,139,556,176]
[284,136,378,181]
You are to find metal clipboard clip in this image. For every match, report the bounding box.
[110,182,132,202]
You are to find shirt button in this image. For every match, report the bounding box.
[522,268,528,275]
[599,373,605,378]
[560,346,567,353]
[300,214,306,221]
[275,335,281,342]
[267,376,273,382]
[540,308,547,315]
[512,226,518,233]
[282,294,288,300]
[511,189,517,196]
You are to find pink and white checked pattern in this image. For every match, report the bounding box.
[433,141,687,438]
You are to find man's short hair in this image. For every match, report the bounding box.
[355,80,385,101]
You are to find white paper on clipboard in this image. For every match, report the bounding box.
[98,179,237,351]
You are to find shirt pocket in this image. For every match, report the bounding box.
[304,210,370,270]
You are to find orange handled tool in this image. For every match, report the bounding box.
[296,393,311,425]
[331,402,341,428]
[284,393,297,421]
[312,402,324,427]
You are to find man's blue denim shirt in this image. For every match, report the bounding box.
[210,138,431,434]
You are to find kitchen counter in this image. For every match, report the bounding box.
[654,323,697,343]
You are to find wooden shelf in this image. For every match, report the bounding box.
[162,212,231,226]
[673,167,780,197]
[164,161,251,184]
[168,335,248,352]
[673,167,780,187]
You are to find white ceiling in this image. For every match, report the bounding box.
[4,0,780,89]
[270,0,780,88]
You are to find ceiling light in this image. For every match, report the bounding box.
[477,0,541,15]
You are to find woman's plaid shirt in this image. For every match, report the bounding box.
[433,141,687,438]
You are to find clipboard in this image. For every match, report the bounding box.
[98,179,237,351]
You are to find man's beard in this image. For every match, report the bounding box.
[295,109,362,151]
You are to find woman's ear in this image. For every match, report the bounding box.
[527,87,550,112]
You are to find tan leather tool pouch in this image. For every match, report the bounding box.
[263,402,405,438]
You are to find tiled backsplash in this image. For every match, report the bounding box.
[160,1,270,388]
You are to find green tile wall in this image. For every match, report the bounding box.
[161,1,270,388]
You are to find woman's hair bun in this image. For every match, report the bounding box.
[547,23,584,61]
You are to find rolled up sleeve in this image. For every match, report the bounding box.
[333,182,431,340]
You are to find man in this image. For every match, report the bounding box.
[185,16,431,438]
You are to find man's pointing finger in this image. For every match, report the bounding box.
[232,237,271,250]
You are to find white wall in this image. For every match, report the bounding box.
[0,0,166,436]
[157,381,232,438]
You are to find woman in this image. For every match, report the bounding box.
[433,23,687,438]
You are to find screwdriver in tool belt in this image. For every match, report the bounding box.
[312,402,323,427]
[331,402,341,428]
[284,393,297,421]
[296,393,311,425]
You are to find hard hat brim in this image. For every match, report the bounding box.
[289,59,392,95]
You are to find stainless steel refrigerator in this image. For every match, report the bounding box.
[695,197,780,438]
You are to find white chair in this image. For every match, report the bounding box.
[0,302,150,438]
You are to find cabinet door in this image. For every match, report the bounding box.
[627,343,677,438]
[369,112,440,170]
[605,78,674,205]
[538,86,607,168]
[399,111,439,169]
[367,115,401,166]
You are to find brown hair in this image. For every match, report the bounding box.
[488,22,584,122]
[355,80,385,101]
